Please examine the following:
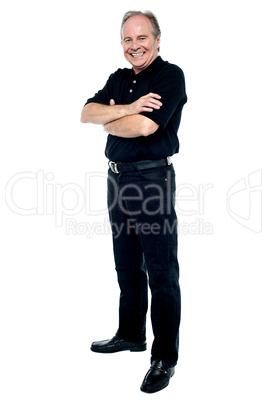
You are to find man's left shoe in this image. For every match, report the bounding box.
[140,360,175,393]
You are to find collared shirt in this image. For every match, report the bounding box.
[84,56,187,163]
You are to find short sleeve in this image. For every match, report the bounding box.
[140,67,187,129]
[84,72,116,107]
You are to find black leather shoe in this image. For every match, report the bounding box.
[90,335,146,353]
[140,360,175,393]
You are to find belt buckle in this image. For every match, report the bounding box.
[109,161,119,174]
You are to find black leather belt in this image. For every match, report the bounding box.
[108,157,172,174]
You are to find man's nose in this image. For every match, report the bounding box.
[131,40,140,50]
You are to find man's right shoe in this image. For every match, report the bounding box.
[90,335,146,353]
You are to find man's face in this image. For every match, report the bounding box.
[122,15,161,74]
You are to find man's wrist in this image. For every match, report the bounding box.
[120,104,131,117]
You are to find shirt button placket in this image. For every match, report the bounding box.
[129,79,136,97]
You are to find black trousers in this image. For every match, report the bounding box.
[107,164,181,367]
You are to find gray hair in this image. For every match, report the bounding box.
[121,10,161,51]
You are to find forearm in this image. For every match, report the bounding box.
[81,93,162,125]
[104,115,159,138]
[81,102,129,125]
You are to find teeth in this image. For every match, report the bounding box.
[132,52,144,57]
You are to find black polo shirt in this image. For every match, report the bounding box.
[84,56,187,163]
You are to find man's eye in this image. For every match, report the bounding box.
[140,38,146,41]
[124,39,131,43]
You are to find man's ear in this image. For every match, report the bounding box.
[156,35,161,51]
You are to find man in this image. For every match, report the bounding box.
[81,10,187,393]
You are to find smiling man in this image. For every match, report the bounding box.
[81,10,187,393]
[122,13,160,73]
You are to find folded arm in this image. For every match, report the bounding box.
[81,93,162,137]
[104,115,159,138]
[81,102,129,125]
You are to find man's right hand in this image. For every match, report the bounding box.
[126,93,162,115]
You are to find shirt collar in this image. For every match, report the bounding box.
[130,56,164,78]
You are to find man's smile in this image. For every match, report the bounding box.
[131,52,145,58]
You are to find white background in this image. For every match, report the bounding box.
[1,0,266,401]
